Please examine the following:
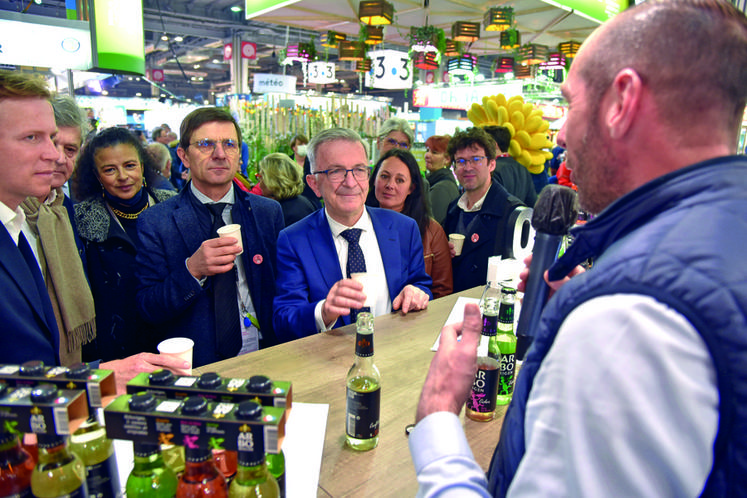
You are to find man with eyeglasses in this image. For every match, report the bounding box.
[443,127,525,293]
[136,107,284,367]
[272,127,432,341]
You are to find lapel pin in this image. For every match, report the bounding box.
[253,254,263,265]
[471,233,479,243]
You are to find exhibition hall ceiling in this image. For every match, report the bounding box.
[0,0,605,99]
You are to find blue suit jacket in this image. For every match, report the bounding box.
[0,226,59,365]
[272,207,433,341]
[135,185,284,367]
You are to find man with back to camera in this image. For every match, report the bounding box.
[442,127,526,293]
[409,1,747,496]
[136,107,284,367]
[272,127,432,341]
[483,125,538,207]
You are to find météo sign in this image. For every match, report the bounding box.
[90,0,145,75]
[253,74,297,94]
[541,0,628,23]
[0,11,92,70]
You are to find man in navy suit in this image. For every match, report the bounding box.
[273,127,432,341]
[0,71,60,365]
[136,107,284,367]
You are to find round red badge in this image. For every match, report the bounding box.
[471,233,479,243]
[253,254,263,265]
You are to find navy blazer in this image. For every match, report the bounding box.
[135,185,284,367]
[273,207,433,341]
[0,226,59,365]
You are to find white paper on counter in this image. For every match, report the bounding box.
[431,297,481,351]
[430,296,522,352]
[112,402,329,497]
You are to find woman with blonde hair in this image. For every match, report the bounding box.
[258,152,317,227]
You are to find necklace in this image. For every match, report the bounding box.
[109,202,148,220]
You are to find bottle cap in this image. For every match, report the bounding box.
[19,360,45,377]
[148,369,176,386]
[66,362,92,379]
[128,392,157,412]
[501,287,517,295]
[235,401,262,420]
[132,441,160,457]
[197,372,222,390]
[30,383,58,403]
[247,375,271,393]
[36,433,65,449]
[181,396,208,416]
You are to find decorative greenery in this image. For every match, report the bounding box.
[408,25,446,54]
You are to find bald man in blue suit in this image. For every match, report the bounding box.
[273,128,432,341]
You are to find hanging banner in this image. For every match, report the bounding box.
[253,74,297,94]
[241,41,257,59]
[364,49,413,90]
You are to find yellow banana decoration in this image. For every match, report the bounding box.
[466,93,557,174]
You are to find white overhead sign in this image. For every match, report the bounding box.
[365,50,413,90]
[252,74,297,94]
[0,11,92,70]
[305,61,336,85]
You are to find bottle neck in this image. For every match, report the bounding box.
[354,331,375,358]
[0,434,26,464]
[234,460,269,486]
[183,447,220,478]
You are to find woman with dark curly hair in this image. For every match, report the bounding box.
[71,127,184,389]
[366,149,453,299]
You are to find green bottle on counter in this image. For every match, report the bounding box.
[345,312,381,451]
[126,442,179,498]
[228,402,279,498]
[495,287,518,405]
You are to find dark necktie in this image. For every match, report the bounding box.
[340,228,369,321]
[207,203,241,358]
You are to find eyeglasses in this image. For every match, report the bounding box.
[313,167,370,183]
[453,156,487,168]
[385,137,410,150]
[189,138,240,155]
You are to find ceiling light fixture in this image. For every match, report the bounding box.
[161,34,169,41]
[558,40,581,58]
[174,36,183,42]
[230,5,243,13]
[452,21,480,43]
[518,44,549,65]
[322,31,346,48]
[358,0,394,26]
[500,29,521,50]
[484,7,513,32]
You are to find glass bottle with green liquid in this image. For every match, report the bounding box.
[228,401,279,498]
[29,383,87,498]
[245,375,285,497]
[345,312,381,451]
[495,287,518,405]
[67,364,120,498]
[125,392,178,497]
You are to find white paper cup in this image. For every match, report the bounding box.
[350,272,371,306]
[157,337,194,374]
[217,224,243,255]
[449,233,466,256]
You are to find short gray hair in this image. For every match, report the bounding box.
[307,128,369,172]
[146,142,171,173]
[51,94,88,145]
[377,117,414,146]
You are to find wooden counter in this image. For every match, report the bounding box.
[196,287,506,497]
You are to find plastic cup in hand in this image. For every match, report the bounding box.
[217,224,243,255]
[157,337,194,375]
[350,272,370,306]
[449,234,466,256]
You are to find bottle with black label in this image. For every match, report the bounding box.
[495,287,517,405]
[246,375,285,497]
[228,401,279,498]
[466,297,502,421]
[67,364,119,498]
[149,370,184,475]
[345,312,381,451]
[176,397,227,498]
[29,385,87,498]
[125,392,178,497]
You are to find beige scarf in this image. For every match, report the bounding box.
[21,189,96,366]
